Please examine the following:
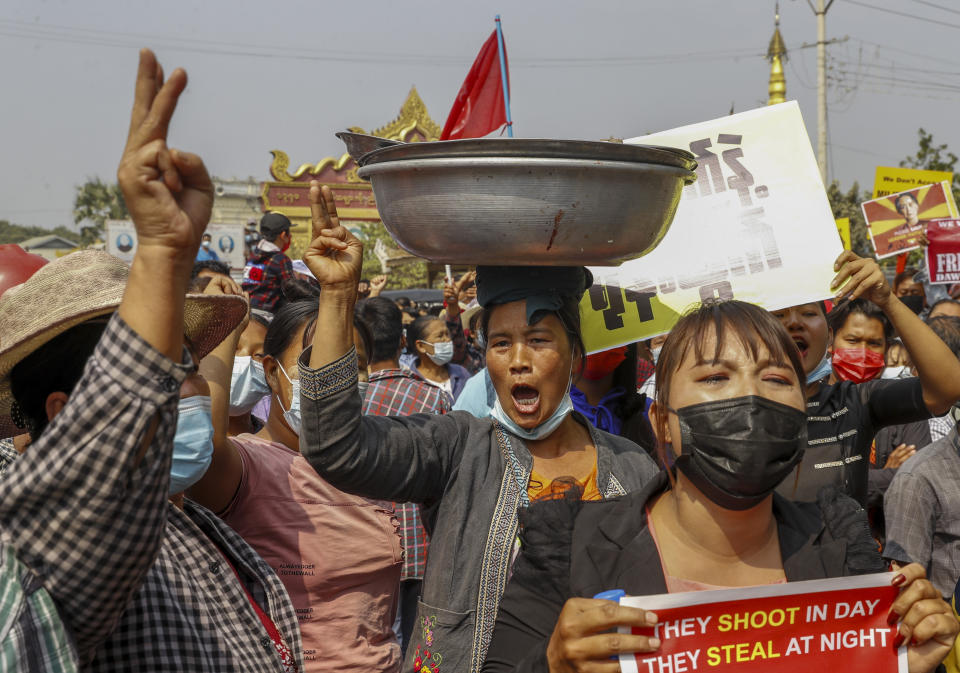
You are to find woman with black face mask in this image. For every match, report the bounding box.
[482,300,958,673]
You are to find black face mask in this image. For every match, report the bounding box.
[669,395,807,511]
[899,294,924,315]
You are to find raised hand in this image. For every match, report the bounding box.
[117,49,213,256]
[302,180,363,294]
[831,250,893,308]
[369,274,388,297]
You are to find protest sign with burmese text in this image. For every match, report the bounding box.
[619,573,904,673]
[579,102,841,353]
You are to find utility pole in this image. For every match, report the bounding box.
[807,0,834,184]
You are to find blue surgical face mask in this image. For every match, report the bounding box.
[171,395,215,495]
[358,380,370,399]
[276,361,301,436]
[806,355,833,385]
[229,356,270,415]
[490,356,575,441]
[424,340,454,366]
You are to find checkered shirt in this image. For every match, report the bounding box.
[0,315,188,667]
[0,543,78,672]
[245,246,295,314]
[362,368,450,580]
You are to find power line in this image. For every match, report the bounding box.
[907,0,960,17]
[842,0,960,31]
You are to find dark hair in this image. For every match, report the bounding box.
[395,296,413,309]
[10,319,108,440]
[478,295,586,361]
[927,316,960,360]
[406,315,444,355]
[827,298,893,343]
[275,278,321,313]
[191,260,231,279]
[356,297,403,362]
[894,192,919,215]
[653,300,805,456]
[928,298,960,318]
[893,269,919,291]
[262,299,318,359]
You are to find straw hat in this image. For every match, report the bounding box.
[0,250,248,437]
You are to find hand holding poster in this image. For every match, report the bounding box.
[619,574,904,673]
[580,102,842,354]
[925,218,960,284]
[861,181,958,260]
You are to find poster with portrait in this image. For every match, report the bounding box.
[206,223,245,269]
[925,218,960,284]
[105,219,137,263]
[861,181,959,259]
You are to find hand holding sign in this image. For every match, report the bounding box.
[890,564,958,673]
[831,251,893,308]
[546,598,660,672]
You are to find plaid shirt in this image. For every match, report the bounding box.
[244,241,294,313]
[0,315,187,668]
[362,368,450,580]
[1,316,303,671]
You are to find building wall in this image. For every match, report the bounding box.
[211,177,262,225]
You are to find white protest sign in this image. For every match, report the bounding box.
[207,223,246,269]
[580,102,842,353]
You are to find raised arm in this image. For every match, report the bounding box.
[297,180,465,503]
[188,276,247,513]
[0,48,212,662]
[832,250,960,415]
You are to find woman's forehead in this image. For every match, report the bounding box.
[488,300,562,333]
[678,323,779,366]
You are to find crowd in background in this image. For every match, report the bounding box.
[3,49,960,673]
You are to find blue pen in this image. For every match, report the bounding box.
[593,589,626,603]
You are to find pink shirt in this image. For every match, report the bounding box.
[222,434,402,672]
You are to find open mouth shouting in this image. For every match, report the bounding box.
[511,383,540,416]
[791,335,809,360]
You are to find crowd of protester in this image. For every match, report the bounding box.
[3,49,960,673]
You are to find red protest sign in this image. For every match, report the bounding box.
[620,574,904,673]
[926,218,960,285]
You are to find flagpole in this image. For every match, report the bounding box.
[494,15,513,138]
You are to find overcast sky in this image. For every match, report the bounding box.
[2,0,958,231]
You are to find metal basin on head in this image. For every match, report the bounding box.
[346,137,697,267]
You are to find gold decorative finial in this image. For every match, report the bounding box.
[767,2,787,105]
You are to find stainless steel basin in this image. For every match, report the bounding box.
[356,152,696,266]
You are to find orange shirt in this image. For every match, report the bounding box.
[527,463,603,502]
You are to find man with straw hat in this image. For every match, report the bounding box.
[0,49,302,672]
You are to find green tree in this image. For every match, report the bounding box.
[826,180,872,258]
[0,220,80,246]
[900,128,960,208]
[73,178,128,245]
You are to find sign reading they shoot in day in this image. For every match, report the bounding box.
[579,102,842,353]
[925,218,960,284]
[619,574,904,673]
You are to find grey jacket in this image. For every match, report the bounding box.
[298,346,660,673]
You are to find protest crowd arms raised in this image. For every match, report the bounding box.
[3,29,960,673]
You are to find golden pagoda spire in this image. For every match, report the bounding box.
[767,2,788,105]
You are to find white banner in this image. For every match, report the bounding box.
[206,223,246,269]
[581,102,843,353]
[105,219,137,264]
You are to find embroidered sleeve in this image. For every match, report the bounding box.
[298,345,358,401]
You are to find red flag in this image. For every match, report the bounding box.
[440,30,510,140]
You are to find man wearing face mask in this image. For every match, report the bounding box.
[771,250,960,507]
[242,211,295,313]
[0,50,304,672]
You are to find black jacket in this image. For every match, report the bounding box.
[482,472,885,673]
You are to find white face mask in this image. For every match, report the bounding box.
[276,361,301,436]
[490,354,575,441]
[423,340,454,366]
[358,380,370,399]
[229,356,270,415]
[650,346,662,365]
[881,365,912,380]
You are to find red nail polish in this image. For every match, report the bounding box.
[892,574,906,587]
[886,610,900,625]
[893,633,905,649]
